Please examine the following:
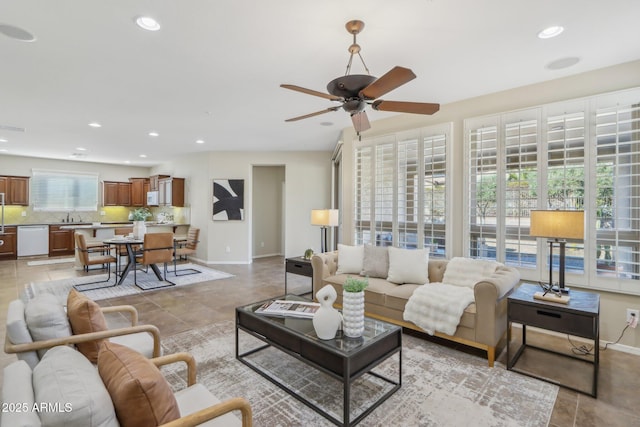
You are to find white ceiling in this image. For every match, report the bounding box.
[1,0,639,166]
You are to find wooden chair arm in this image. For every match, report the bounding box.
[159,397,252,427]
[151,352,197,386]
[5,324,162,357]
[101,305,139,325]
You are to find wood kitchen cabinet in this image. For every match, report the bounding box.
[129,178,150,207]
[158,177,185,207]
[0,226,17,260]
[102,181,132,206]
[48,225,75,256]
[0,176,30,205]
[149,175,169,192]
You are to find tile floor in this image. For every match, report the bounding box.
[1,256,639,426]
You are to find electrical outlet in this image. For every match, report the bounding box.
[225,246,231,253]
[21,211,26,217]
[626,309,639,326]
[261,241,265,247]
[100,211,106,216]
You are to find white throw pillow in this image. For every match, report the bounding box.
[6,299,40,369]
[1,361,41,427]
[387,247,430,284]
[336,244,364,274]
[25,293,73,359]
[33,346,119,427]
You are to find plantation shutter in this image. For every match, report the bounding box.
[354,146,372,244]
[423,132,447,257]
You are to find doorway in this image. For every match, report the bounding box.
[251,165,285,258]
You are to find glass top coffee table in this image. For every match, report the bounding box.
[236,294,402,426]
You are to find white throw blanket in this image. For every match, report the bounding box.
[403,283,475,336]
[441,257,502,288]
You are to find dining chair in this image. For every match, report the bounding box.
[74,233,118,290]
[134,232,175,289]
[173,227,201,276]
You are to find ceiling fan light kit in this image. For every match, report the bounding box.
[281,19,439,134]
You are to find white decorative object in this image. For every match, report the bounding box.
[132,221,147,239]
[312,285,342,340]
[342,290,365,338]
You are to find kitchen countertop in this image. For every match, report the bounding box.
[59,222,189,230]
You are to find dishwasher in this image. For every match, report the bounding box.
[18,225,50,256]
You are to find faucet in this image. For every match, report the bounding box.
[66,212,70,222]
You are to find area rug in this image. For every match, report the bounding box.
[26,257,75,266]
[21,264,234,303]
[161,321,558,427]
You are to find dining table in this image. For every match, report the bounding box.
[103,237,163,286]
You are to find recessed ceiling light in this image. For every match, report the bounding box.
[88,122,102,128]
[124,160,131,164]
[135,16,161,31]
[195,139,205,144]
[148,131,159,137]
[546,57,580,70]
[0,148,7,152]
[0,138,7,142]
[538,26,564,39]
[139,154,147,158]
[76,147,87,151]
[320,122,334,127]
[0,24,36,42]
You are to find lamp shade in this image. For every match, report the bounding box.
[311,209,339,227]
[529,210,584,239]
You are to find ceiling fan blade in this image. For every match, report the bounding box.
[359,66,416,100]
[280,84,343,101]
[372,100,440,115]
[351,111,371,133]
[285,107,339,122]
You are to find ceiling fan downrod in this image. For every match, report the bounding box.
[344,20,370,76]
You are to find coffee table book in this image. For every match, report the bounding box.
[255,299,320,318]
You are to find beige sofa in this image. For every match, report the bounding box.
[311,250,520,366]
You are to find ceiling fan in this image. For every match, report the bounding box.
[281,20,440,133]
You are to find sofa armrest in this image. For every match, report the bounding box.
[4,324,162,358]
[151,352,197,386]
[311,251,338,298]
[159,397,252,427]
[101,305,139,326]
[473,266,520,346]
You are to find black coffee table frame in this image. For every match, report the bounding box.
[236,295,402,426]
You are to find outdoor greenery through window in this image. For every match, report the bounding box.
[31,169,99,211]
[465,88,640,293]
[354,124,450,257]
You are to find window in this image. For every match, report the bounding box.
[31,169,99,211]
[354,124,451,257]
[465,87,640,294]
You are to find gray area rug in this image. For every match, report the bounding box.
[21,264,234,303]
[161,320,558,427]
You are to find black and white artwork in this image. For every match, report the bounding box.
[213,179,244,221]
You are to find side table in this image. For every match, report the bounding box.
[285,256,313,295]
[507,283,600,397]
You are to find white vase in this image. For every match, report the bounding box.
[132,221,147,239]
[342,290,365,338]
[313,285,342,340]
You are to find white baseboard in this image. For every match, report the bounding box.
[511,324,640,355]
[252,252,282,259]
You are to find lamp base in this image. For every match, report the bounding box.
[534,291,571,304]
[552,286,570,294]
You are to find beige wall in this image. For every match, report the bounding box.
[154,150,332,264]
[252,166,285,258]
[338,59,640,350]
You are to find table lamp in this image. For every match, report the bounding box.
[529,210,584,294]
[311,209,339,253]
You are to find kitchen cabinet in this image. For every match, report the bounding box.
[102,181,132,206]
[158,177,185,207]
[129,178,150,207]
[49,225,75,256]
[0,176,30,205]
[0,226,17,260]
[149,175,169,192]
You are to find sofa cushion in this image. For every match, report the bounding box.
[6,299,40,369]
[98,341,180,427]
[385,284,421,311]
[1,360,42,427]
[25,293,73,359]
[66,289,108,363]
[174,383,242,427]
[387,247,430,284]
[336,244,364,274]
[33,345,118,427]
[323,274,393,306]
[361,245,389,279]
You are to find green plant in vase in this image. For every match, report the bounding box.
[343,276,368,293]
[131,207,152,221]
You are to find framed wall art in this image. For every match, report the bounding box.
[213,179,244,221]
